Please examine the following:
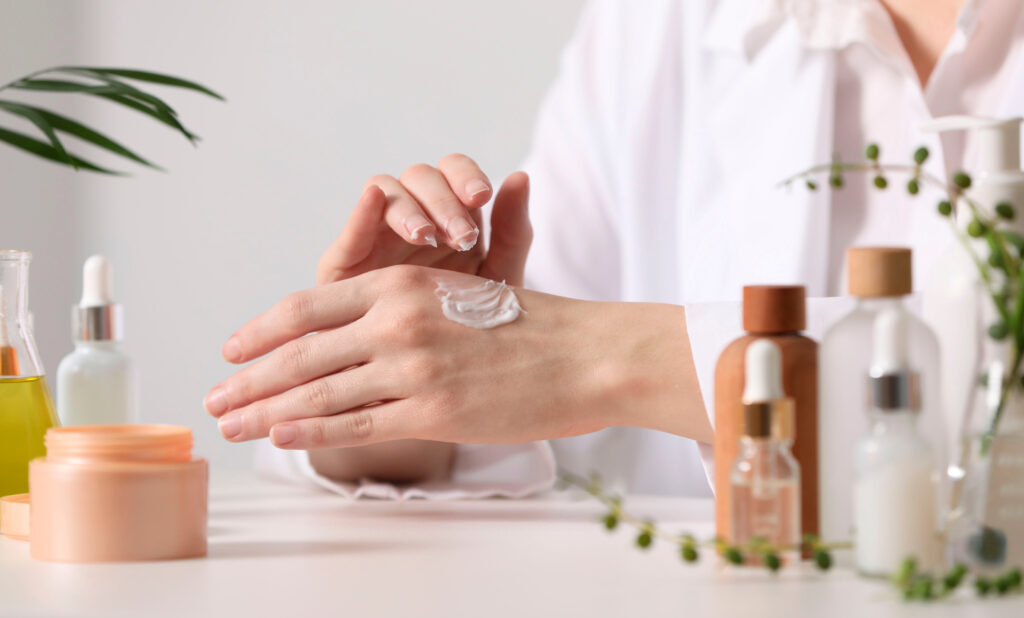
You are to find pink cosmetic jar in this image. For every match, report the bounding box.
[28,425,207,562]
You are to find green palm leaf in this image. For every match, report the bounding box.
[0,126,121,174]
[56,66,225,101]
[94,92,199,143]
[0,100,161,170]
[0,100,75,168]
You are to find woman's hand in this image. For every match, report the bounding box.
[317,155,531,286]
[204,266,712,450]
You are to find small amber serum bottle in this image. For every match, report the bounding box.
[730,339,801,561]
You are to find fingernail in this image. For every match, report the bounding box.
[465,179,491,199]
[218,415,242,440]
[404,214,436,246]
[205,386,228,416]
[272,424,297,446]
[222,337,242,363]
[446,217,479,251]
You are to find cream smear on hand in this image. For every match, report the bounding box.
[435,279,523,329]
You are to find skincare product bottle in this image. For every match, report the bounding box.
[0,250,60,497]
[730,340,801,560]
[855,309,941,577]
[921,116,1024,438]
[714,285,818,542]
[57,255,138,426]
[819,247,944,542]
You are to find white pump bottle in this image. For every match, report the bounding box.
[56,255,138,425]
[921,116,1024,445]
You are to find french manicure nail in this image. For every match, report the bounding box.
[446,217,479,251]
[205,387,228,416]
[222,337,242,363]
[218,415,242,440]
[465,179,491,199]
[405,214,436,246]
[272,424,297,446]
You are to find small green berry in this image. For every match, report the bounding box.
[996,202,1016,220]
[937,200,953,216]
[602,513,618,531]
[976,577,993,596]
[814,549,832,571]
[894,557,917,586]
[636,531,653,549]
[681,544,699,563]
[829,174,844,188]
[953,171,972,189]
[995,575,1013,595]
[865,143,880,160]
[914,147,929,165]
[968,218,986,238]
[989,251,1005,268]
[724,547,743,565]
[805,179,818,191]
[907,178,920,195]
[1007,568,1022,588]
[989,322,1010,341]
[874,175,888,189]
[910,577,935,600]
[763,551,781,572]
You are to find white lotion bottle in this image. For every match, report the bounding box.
[819,247,944,543]
[921,116,1024,441]
[855,309,941,577]
[57,255,138,425]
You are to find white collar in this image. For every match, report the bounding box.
[703,0,984,61]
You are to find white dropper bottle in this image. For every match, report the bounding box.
[854,309,941,577]
[56,255,138,425]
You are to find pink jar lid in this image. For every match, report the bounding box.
[0,493,30,541]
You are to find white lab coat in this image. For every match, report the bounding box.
[260,0,1024,498]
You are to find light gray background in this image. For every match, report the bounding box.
[0,0,587,467]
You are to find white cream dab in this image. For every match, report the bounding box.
[435,279,523,329]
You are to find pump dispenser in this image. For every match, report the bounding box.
[819,248,944,542]
[855,309,941,576]
[57,255,137,426]
[921,116,1024,445]
[730,340,801,558]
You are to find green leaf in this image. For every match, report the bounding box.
[0,125,121,174]
[0,100,75,168]
[93,92,199,143]
[54,68,180,116]
[56,66,225,100]
[0,100,161,170]
[11,78,199,143]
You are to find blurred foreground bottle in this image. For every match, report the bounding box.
[0,250,60,497]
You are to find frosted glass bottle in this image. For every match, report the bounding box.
[854,308,941,576]
[819,248,945,543]
[56,256,137,426]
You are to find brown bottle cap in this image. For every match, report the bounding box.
[847,247,912,297]
[742,285,806,333]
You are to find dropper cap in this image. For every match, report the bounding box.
[847,247,912,298]
[868,308,920,411]
[742,285,806,334]
[72,255,123,342]
[741,339,795,440]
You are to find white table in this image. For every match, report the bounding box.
[1,471,1021,618]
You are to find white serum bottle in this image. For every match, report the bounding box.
[855,308,941,577]
[57,255,138,426]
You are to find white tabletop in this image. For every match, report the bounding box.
[1,471,1021,618]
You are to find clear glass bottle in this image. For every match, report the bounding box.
[854,308,941,577]
[730,340,801,559]
[0,250,60,497]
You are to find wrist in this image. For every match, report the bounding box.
[590,302,711,442]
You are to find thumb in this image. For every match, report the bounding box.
[479,172,532,286]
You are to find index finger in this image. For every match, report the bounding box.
[222,277,376,364]
[437,153,492,208]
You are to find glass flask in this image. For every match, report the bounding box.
[0,250,60,497]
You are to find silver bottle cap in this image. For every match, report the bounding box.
[72,303,123,341]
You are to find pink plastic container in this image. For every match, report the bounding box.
[29,425,207,562]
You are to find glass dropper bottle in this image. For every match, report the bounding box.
[0,250,60,497]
